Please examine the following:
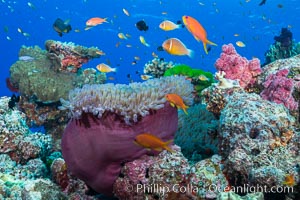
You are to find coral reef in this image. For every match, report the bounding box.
[9,43,106,144]
[113,146,191,200]
[217,191,264,200]
[143,58,174,78]
[113,151,229,200]
[0,96,63,199]
[9,45,106,103]
[263,28,300,66]
[0,96,100,199]
[219,91,299,192]
[175,104,219,162]
[201,72,243,118]
[60,76,194,124]
[0,97,52,164]
[215,43,262,91]
[45,40,104,73]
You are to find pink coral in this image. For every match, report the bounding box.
[62,103,178,196]
[215,43,262,89]
[261,69,298,110]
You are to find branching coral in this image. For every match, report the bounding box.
[60,76,194,124]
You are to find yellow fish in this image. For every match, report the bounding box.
[159,20,181,31]
[118,32,128,40]
[236,41,246,47]
[140,75,153,80]
[162,38,194,58]
[96,63,117,73]
[139,36,150,47]
[198,75,210,81]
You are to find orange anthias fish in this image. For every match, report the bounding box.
[182,15,217,54]
[86,17,108,27]
[282,174,296,187]
[134,133,174,153]
[165,93,189,115]
[162,38,194,58]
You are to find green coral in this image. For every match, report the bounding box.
[9,46,106,103]
[163,64,215,97]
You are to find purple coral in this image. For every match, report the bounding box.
[215,43,262,89]
[261,69,298,111]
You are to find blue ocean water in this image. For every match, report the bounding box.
[1,0,299,97]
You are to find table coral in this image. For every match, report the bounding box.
[45,40,104,73]
[9,45,106,103]
[215,43,262,90]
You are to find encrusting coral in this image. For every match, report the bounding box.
[219,91,299,191]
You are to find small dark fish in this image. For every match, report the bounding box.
[53,18,72,37]
[277,4,283,8]
[8,94,20,109]
[135,20,149,31]
[157,46,164,51]
[127,74,131,78]
[176,20,185,28]
[259,0,267,6]
[207,46,211,52]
